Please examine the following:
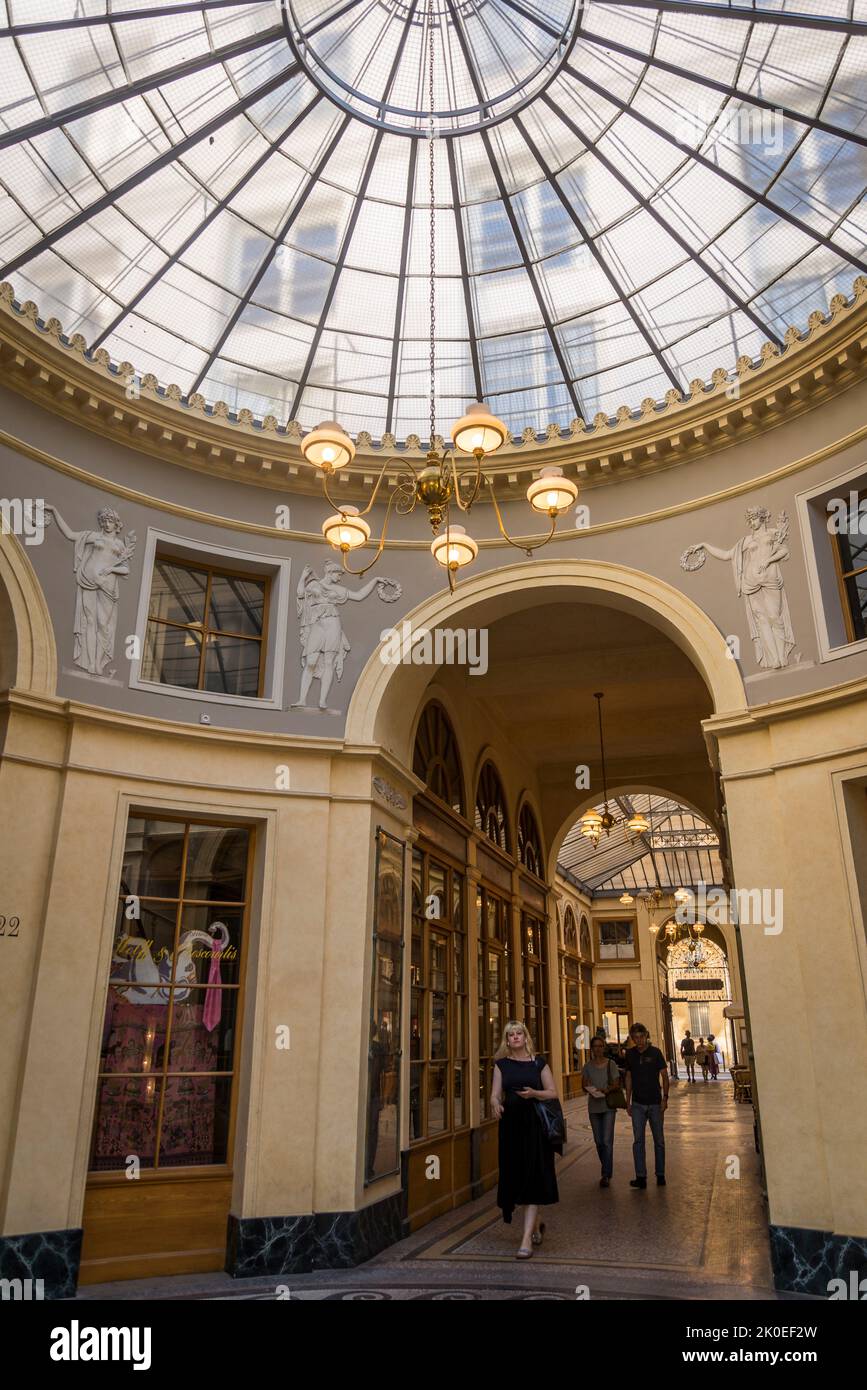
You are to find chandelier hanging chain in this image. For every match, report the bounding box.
[428,3,437,452]
[302,4,579,590]
[595,692,609,809]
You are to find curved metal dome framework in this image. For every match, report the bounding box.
[0,0,865,443]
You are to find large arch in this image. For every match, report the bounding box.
[0,528,57,697]
[345,557,747,761]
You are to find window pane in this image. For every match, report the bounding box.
[184,825,249,903]
[208,573,265,637]
[203,634,261,697]
[166,987,238,1073]
[90,1076,161,1172]
[99,988,168,1073]
[120,817,184,898]
[454,932,466,994]
[409,1062,422,1140]
[843,570,867,640]
[454,1063,465,1128]
[452,874,463,928]
[428,863,447,919]
[175,906,243,986]
[487,950,501,1000]
[148,561,207,626]
[142,621,202,688]
[486,896,498,941]
[431,991,447,1060]
[111,900,176,983]
[158,1075,232,1167]
[427,1064,447,1134]
[430,932,447,992]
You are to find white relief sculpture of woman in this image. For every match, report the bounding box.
[681,507,796,670]
[293,561,401,710]
[44,505,137,675]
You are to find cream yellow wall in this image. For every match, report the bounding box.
[0,689,414,1237]
[708,679,867,1239]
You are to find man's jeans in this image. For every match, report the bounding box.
[589,1108,616,1179]
[631,1101,665,1178]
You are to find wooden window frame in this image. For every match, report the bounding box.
[477,882,514,1121]
[595,916,640,964]
[597,983,633,1041]
[409,847,469,1146]
[830,489,867,644]
[146,552,271,698]
[89,813,254,1184]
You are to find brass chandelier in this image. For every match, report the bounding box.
[299,2,577,592]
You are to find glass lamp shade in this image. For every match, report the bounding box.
[322,506,370,550]
[430,524,478,570]
[579,809,603,832]
[626,812,650,835]
[301,420,355,470]
[451,402,507,456]
[526,466,578,515]
[619,893,635,906]
[673,887,690,903]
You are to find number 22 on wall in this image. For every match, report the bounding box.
[0,916,20,936]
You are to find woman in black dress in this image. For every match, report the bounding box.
[491,1021,560,1258]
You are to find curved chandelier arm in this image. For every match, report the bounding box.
[486,477,556,554]
[322,454,414,518]
[336,486,403,578]
[448,450,483,512]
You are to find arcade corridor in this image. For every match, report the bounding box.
[75,1080,779,1302]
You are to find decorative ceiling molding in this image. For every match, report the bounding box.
[0,277,865,500]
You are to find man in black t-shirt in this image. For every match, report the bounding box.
[680,1029,697,1082]
[625,1023,669,1188]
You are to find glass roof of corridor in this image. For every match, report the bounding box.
[0,0,865,442]
[558,794,723,892]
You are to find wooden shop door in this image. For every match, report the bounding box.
[79,815,252,1284]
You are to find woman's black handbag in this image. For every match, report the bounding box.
[534,1098,567,1152]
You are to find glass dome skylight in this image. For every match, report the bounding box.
[0,0,865,442]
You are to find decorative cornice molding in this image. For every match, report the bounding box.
[0,277,865,498]
[2,418,866,549]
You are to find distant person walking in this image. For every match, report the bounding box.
[582,1035,622,1188]
[696,1038,710,1081]
[707,1034,722,1080]
[680,1030,697,1082]
[625,1023,669,1188]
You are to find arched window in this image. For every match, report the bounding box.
[475,761,510,852]
[580,917,591,959]
[563,905,578,951]
[413,701,465,816]
[517,801,544,878]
